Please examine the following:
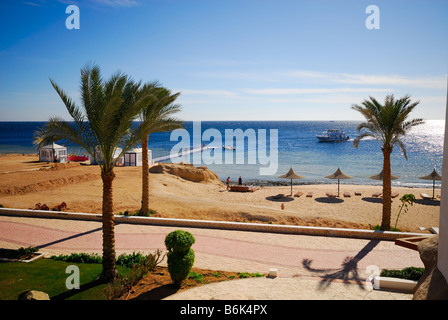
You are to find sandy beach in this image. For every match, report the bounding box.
[0,154,441,233]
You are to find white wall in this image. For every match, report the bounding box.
[124,149,152,166]
[438,79,448,280]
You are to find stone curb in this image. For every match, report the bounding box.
[0,207,431,241]
[373,276,418,293]
[0,252,45,263]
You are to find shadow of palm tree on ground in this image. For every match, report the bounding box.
[301,240,380,290]
[131,284,180,300]
[51,278,105,300]
[34,223,121,250]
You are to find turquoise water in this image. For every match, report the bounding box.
[0,120,444,187]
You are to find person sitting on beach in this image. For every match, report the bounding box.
[238,176,242,185]
[226,177,230,190]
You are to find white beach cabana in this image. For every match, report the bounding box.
[90,146,124,166]
[124,148,152,166]
[38,142,67,163]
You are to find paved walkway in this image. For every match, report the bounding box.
[0,215,422,300]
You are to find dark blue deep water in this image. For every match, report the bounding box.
[0,120,444,187]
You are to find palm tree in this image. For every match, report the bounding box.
[34,64,155,282]
[352,94,424,231]
[137,85,183,215]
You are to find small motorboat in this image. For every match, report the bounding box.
[316,129,349,142]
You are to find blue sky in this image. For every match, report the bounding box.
[0,0,447,121]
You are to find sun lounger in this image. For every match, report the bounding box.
[230,185,252,192]
[372,192,382,197]
[420,193,431,200]
[272,193,285,199]
[343,192,351,197]
[294,191,303,197]
[326,192,337,198]
[306,192,313,197]
[248,186,260,192]
[354,191,362,196]
[391,192,399,198]
[430,227,439,234]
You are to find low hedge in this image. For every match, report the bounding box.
[380,267,424,281]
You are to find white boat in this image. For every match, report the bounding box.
[316,129,349,142]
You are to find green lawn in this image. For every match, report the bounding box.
[0,258,127,300]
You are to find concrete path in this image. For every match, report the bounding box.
[0,215,422,300]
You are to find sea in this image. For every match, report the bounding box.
[0,120,444,188]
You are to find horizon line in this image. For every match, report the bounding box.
[0,119,445,122]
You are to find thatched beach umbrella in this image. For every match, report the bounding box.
[369,170,399,198]
[325,167,352,197]
[369,170,399,181]
[278,167,305,195]
[419,168,442,199]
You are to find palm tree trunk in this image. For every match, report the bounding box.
[100,170,118,282]
[140,135,150,215]
[381,147,392,231]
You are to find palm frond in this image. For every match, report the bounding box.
[402,118,425,131]
[391,137,408,160]
[136,83,183,137]
[352,132,377,148]
[33,116,97,156]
